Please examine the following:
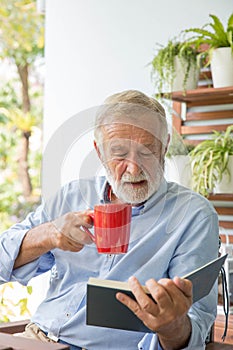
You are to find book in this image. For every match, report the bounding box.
[86,254,227,333]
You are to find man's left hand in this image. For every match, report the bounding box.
[116,276,192,349]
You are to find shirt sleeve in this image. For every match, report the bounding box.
[0,205,55,286]
[0,180,75,286]
[137,310,213,350]
[138,316,208,350]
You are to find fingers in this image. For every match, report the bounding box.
[55,231,85,251]
[52,211,94,251]
[173,276,193,299]
[147,278,192,320]
[68,225,93,244]
[129,276,159,314]
[149,277,192,309]
[116,276,193,333]
[117,276,158,315]
[69,211,94,244]
[116,277,159,332]
[116,290,154,329]
[145,278,172,308]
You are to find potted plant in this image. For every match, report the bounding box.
[185,13,233,88]
[190,125,233,197]
[151,38,199,96]
[165,131,194,188]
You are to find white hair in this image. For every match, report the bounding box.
[94,90,168,152]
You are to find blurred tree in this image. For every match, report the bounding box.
[0,282,32,322]
[0,1,44,322]
[0,0,44,198]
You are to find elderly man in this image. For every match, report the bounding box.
[0,90,219,349]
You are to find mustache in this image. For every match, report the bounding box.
[121,173,147,183]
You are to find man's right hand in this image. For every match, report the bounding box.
[51,211,94,252]
[14,211,94,269]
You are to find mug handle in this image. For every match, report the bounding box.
[82,212,95,242]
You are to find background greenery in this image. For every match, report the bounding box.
[0,0,44,321]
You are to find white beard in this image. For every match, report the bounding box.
[105,164,164,205]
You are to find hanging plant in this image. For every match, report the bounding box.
[190,125,233,196]
[151,38,199,96]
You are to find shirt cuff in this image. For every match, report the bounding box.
[137,317,206,350]
[0,228,44,286]
[0,229,28,282]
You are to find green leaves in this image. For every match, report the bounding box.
[185,13,233,60]
[5,108,36,132]
[0,0,44,66]
[0,113,8,124]
[151,39,198,95]
[228,13,233,28]
[190,125,233,196]
[27,286,33,295]
[0,80,42,232]
[0,282,32,322]
[0,1,43,228]
[16,298,30,316]
[209,14,229,46]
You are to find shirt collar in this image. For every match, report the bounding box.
[100,180,111,203]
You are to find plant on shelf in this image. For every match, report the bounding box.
[190,125,233,197]
[185,13,233,87]
[151,38,199,96]
[185,13,233,59]
[165,131,194,189]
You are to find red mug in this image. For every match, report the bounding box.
[85,203,132,254]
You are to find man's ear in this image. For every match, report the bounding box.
[94,140,102,160]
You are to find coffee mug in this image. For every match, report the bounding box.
[84,203,132,254]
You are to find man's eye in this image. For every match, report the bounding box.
[111,147,128,157]
[113,152,128,158]
[140,151,154,157]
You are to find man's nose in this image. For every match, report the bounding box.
[125,158,142,176]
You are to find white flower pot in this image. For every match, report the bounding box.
[211,47,233,88]
[214,156,233,193]
[171,56,199,92]
[165,155,192,189]
[162,56,199,93]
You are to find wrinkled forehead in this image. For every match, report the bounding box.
[101,122,159,144]
[95,103,168,145]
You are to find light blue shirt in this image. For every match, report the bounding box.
[0,177,219,349]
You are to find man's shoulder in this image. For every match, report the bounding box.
[63,176,107,194]
[166,181,216,214]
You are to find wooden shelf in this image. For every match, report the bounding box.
[171,87,233,139]
[169,87,233,348]
[208,194,233,230]
[214,314,233,345]
[206,343,233,349]
[170,88,233,231]
[208,194,233,202]
[0,332,69,349]
[170,86,233,104]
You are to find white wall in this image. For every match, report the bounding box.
[43,0,232,185]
